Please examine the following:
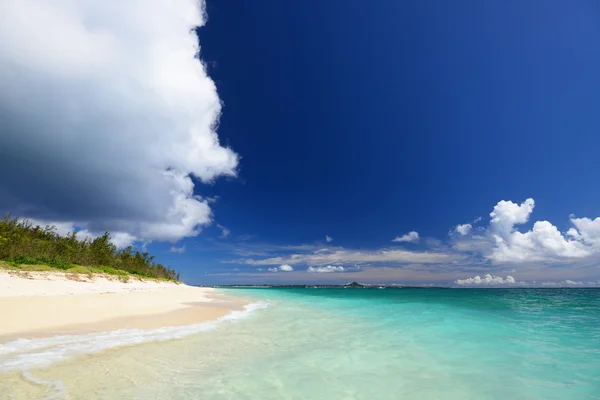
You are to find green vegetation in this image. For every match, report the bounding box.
[0,214,180,281]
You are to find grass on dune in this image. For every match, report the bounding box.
[0,214,181,282]
[0,260,179,283]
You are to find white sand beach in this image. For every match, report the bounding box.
[0,271,243,340]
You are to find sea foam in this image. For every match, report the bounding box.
[0,302,268,373]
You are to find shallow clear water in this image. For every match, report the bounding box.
[2,288,600,399]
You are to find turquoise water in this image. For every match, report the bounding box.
[2,288,600,399]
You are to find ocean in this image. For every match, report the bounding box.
[2,288,600,399]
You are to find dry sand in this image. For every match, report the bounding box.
[0,271,243,341]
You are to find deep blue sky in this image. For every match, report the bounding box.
[145,0,600,284]
[199,0,600,239]
[6,0,598,285]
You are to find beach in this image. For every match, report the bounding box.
[0,271,244,341]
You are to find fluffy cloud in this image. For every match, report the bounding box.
[568,217,600,246]
[0,0,237,245]
[487,199,599,262]
[325,235,333,242]
[392,231,420,243]
[454,224,472,236]
[455,274,516,286]
[307,265,346,273]
[266,265,294,272]
[169,245,186,254]
[452,198,600,264]
[489,199,535,239]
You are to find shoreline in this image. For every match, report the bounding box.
[0,270,246,342]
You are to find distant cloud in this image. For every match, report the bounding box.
[454,224,472,236]
[230,197,600,283]
[392,231,420,243]
[0,0,237,245]
[325,235,333,242]
[455,275,600,287]
[455,274,516,286]
[217,224,231,238]
[307,265,345,273]
[266,264,294,272]
[169,245,186,254]
[241,247,458,266]
[540,280,600,287]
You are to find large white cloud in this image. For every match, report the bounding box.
[0,0,237,245]
[487,199,599,262]
[452,198,600,264]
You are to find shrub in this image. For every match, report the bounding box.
[0,214,179,280]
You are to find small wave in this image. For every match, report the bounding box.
[0,302,268,373]
[20,371,66,400]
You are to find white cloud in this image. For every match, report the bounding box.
[451,198,600,264]
[486,199,599,263]
[392,231,419,243]
[325,235,333,242]
[110,232,138,249]
[307,265,346,273]
[489,198,536,240]
[0,0,237,245]
[266,264,294,272]
[169,245,186,254]
[25,218,136,248]
[23,219,77,238]
[242,247,458,266]
[539,280,597,287]
[568,217,600,245]
[217,224,231,238]
[564,279,583,286]
[454,224,472,236]
[455,274,517,286]
[456,275,600,287]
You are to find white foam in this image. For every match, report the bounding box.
[20,371,66,400]
[0,302,268,373]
